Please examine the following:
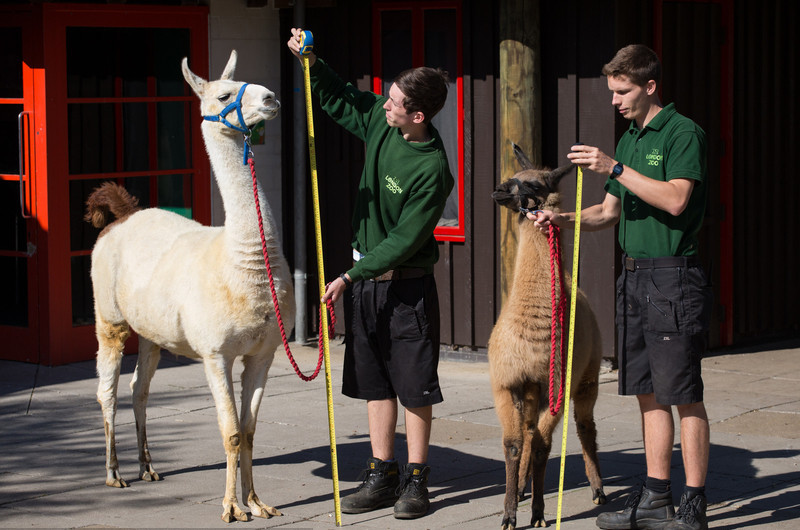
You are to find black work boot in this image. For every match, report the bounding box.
[596,486,675,529]
[665,492,708,530]
[341,457,400,514]
[393,463,431,519]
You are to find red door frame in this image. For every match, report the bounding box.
[653,0,734,346]
[371,1,465,242]
[6,4,209,365]
[0,7,42,363]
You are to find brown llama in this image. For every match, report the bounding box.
[488,145,606,529]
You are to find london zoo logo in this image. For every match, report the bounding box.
[646,149,663,166]
[385,175,404,194]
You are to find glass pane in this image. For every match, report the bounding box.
[68,27,191,99]
[125,176,151,209]
[0,104,23,175]
[68,104,117,174]
[158,173,192,219]
[67,28,117,98]
[154,29,191,97]
[0,27,22,99]
[0,256,28,327]
[123,103,150,172]
[425,9,460,227]
[71,255,93,326]
[69,179,109,252]
[381,10,412,95]
[0,179,26,252]
[157,102,188,170]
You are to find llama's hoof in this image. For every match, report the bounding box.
[592,487,607,505]
[221,505,249,523]
[249,498,282,518]
[105,470,128,488]
[500,515,516,530]
[531,508,548,528]
[140,464,161,482]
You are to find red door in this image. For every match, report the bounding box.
[0,4,209,365]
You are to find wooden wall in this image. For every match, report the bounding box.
[279,0,800,354]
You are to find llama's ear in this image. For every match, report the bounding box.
[182,58,206,96]
[220,50,237,81]
[511,142,536,171]
[546,163,575,190]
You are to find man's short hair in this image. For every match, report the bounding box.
[601,44,661,87]
[394,67,449,123]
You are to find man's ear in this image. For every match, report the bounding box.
[646,79,658,96]
[412,111,426,124]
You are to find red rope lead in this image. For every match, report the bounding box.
[548,224,567,416]
[248,157,332,381]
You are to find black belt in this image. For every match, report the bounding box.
[624,255,699,271]
[370,267,429,282]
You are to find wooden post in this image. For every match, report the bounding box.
[499,0,542,304]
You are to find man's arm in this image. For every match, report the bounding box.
[531,192,621,233]
[567,144,694,216]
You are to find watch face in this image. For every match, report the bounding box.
[613,163,623,175]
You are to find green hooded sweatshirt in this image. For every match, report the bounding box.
[309,59,454,282]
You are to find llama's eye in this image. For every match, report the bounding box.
[218,94,231,103]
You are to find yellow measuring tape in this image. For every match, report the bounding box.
[555,166,583,529]
[300,31,342,527]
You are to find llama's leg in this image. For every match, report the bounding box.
[202,355,247,523]
[239,352,280,519]
[131,337,161,483]
[573,377,606,504]
[530,394,557,528]
[96,318,131,488]
[494,386,530,530]
[517,385,538,502]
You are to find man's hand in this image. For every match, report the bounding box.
[321,273,350,304]
[287,27,317,67]
[567,144,616,176]
[530,209,565,234]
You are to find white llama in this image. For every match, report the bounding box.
[87,50,295,523]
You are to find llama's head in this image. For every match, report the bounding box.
[182,50,280,134]
[492,143,574,220]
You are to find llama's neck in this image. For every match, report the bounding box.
[508,222,565,302]
[202,126,281,269]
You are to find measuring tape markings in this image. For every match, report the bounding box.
[300,30,343,527]
[555,166,583,530]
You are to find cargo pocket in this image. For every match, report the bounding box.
[387,281,428,341]
[645,282,679,334]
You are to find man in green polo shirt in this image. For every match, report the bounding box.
[532,45,712,530]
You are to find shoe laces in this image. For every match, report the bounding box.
[396,470,425,497]
[624,488,643,510]
[355,467,388,491]
[675,494,702,523]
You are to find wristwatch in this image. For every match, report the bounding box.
[610,162,624,179]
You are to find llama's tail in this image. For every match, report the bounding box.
[84,182,141,228]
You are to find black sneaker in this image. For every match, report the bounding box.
[340,457,400,514]
[393,463,431,519]
[596,486,675,529]
[665,492,708,530]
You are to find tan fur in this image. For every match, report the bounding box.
[489,149,606,529]
[89,50,293,523]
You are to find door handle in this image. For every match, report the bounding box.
[18,110,32,219]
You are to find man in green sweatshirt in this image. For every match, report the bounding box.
[288,28,454,520]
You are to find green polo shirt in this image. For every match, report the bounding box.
[605,103,707,258]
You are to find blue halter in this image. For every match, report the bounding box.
[203,83,252,164]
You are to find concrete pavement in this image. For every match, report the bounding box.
[1,339,799,528]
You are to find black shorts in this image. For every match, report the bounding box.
[615,255,713,405]
[342,274,443,408]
